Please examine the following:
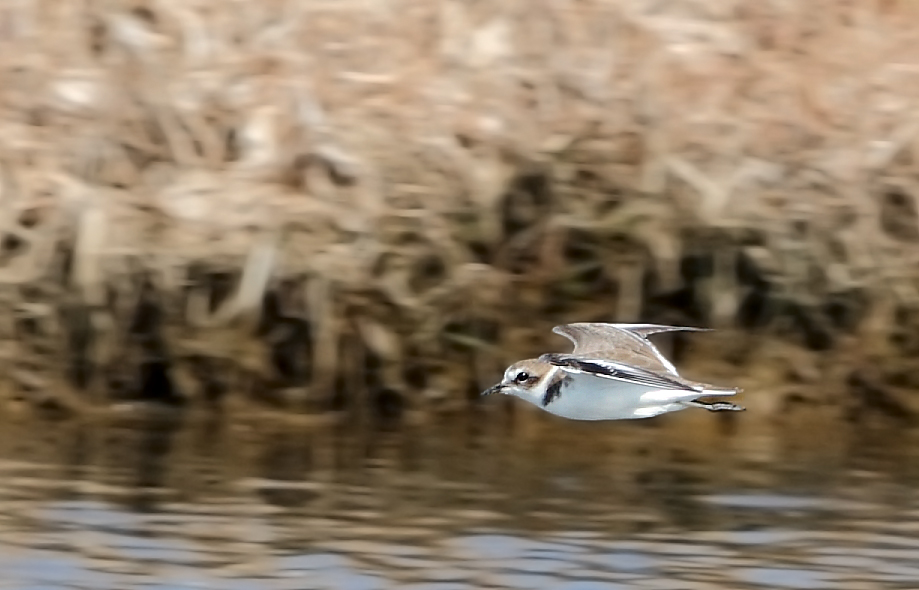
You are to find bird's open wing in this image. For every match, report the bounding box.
[539,353,703,392]
[552,323,637,354]
[611,323,711,339]
[552,322,705,375]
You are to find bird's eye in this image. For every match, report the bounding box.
[514,371,530,383]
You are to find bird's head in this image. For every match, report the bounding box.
[481,358,552,401]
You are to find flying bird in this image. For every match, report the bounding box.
[481,323,743,420]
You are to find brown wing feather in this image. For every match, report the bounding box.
[551,322,695,375]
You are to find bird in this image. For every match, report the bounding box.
[481,322,744,420]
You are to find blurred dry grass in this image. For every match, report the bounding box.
[2,0,919,417]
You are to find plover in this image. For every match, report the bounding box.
[481,323,743,420]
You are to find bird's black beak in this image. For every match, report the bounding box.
[481,383,506,397]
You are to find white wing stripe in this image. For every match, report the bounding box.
[542,354,697,391]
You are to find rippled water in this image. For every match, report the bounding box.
[0,405,917,589]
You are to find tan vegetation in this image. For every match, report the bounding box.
[2,0,919,417]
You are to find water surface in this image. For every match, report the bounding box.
[0,405,916,589]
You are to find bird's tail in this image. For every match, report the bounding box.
[701,385,742,397]
[685,385,744,412]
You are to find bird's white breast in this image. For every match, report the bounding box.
[541,370,697,420]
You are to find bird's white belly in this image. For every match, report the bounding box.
[545,375,697,421]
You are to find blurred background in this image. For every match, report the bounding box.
[0,1,918,588]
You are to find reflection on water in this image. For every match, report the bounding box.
[0,406,917,589]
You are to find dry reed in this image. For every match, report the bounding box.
[2,0,919,417]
